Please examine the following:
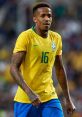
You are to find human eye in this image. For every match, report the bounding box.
[41,14,45,18]
[48,14,52,18]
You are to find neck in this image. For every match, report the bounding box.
[34,26,48,38]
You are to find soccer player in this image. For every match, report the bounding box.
[10,2,75,117]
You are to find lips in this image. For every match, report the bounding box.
[43,23,50,26]
[44,24,50,25]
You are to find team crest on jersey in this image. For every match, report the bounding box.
[51,41,56,51]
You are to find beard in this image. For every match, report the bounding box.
[42,25,51,32]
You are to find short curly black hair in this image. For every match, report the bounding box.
[33,2,51,15]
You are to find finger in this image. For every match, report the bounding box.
[32,100,38,106]
[34,99,41,104]
[67,109,73,114]
[32,99,41,106]
[32,103,39,106]
[73,107,76,111]
[67,108,75,115]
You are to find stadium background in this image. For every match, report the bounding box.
[0,0,82,117]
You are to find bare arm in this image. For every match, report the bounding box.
[54,55,75,114]
[10,52,41,105]
[55,55,70,99]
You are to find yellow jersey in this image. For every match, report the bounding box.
[13,28,62,103]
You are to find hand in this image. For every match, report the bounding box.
[65,98,76,115]
[32,97,41,106]
[27,90,41,106]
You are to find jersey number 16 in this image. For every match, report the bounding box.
[41,52,49,63]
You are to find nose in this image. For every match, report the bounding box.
[44,16,50,21]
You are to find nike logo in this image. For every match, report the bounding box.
[33,44,38,46]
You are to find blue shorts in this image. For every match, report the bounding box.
[14,99,64,117]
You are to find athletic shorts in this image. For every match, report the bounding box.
[14,99,64,117]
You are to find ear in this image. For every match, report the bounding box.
[33,17,37,23]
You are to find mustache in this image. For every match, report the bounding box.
[43,22,51,25]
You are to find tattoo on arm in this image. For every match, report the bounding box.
[10,51,38,101]
[10,52,30,92]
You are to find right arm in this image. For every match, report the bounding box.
[10,51,41,106]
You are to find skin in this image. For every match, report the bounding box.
[10,52,41,106]
[55,55,75,115]
[33,7,52,37]
[10,6,75,114]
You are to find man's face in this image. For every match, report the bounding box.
[33,7,52,31]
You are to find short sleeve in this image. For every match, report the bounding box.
[56,35,62,55]
[13,31,29,53]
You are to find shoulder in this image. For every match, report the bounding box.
[19,28,33,37]
[49,30,62,40]
[25,28,33,34]
[17,28,33,42]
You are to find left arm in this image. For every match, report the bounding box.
[54,55,75,115]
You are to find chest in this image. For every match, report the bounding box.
[26,37,59,64]
[29,37,58,54]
